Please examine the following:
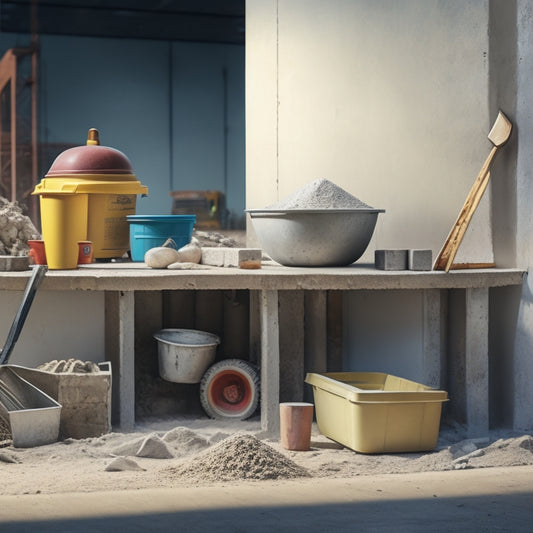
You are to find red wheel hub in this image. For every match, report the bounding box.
[208,370,253,414]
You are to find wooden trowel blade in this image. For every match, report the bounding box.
[488,111,512,147]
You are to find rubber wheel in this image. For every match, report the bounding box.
[200,359,260,420]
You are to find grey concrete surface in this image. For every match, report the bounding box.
[0,263,525,292]
[0,466,532,532]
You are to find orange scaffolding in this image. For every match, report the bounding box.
[0,44,39,224]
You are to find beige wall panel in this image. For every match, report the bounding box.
[247,0,493,263]
[245,0,279,209]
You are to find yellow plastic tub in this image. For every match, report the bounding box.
[305,372,448,454]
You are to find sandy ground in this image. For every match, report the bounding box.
[1,415,532,497]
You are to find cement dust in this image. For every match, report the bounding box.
[0,196,40,256]
[0,416,532,496]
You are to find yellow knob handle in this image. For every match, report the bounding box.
[86,128,100,146]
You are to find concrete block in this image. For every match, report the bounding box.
[10,362,112,439]
[408,249,433,271]
[374,249,408,270]
[225,248,262,269]
[201,248,262,269]
[201,247,225,267]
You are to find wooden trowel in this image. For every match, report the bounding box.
[433,111,512,272]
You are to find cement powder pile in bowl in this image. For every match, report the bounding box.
[266,178,373,210]
[247,179,384,267]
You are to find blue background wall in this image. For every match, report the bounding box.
[0,32,245,225]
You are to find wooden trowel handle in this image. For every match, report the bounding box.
[443,169,491,271]
[434,146,498,271]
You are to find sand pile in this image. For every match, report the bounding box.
[106,427,211,460]
[162,426,210,454]
[267,178,373,210]
[452,434,533,469]
[167,433,311,482]
[0,196,40,256]
[37,358,100,373]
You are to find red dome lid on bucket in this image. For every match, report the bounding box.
[45,128,136,178]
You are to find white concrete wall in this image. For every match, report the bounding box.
[246,0,493,264]
[0,291,105,368]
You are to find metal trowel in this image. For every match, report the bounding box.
[0,265,48,365]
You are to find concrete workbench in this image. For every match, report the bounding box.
[0,262,525,437]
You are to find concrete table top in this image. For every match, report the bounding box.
[0,261,526,292]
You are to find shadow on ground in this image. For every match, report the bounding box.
[2,491,532,532]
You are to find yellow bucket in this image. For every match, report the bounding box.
[35,180,147,266]
[33,129,148,268]
[38,193,88,270]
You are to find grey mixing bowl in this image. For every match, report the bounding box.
[247,208,385,267]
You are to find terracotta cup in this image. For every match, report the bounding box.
[280,402,314,451]
[27,240,47,265]
[77,241,94,264]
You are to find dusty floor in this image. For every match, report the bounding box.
[1,415,532,497]
[2,466,533,532]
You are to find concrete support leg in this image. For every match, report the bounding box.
[260,289,280,435]
[304,291,328,374]
[422,289,442,389]
[465,287,489,438]
[105,290,135,430]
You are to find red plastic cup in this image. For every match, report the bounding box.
[78,241,94,264]
[27,240,47,265]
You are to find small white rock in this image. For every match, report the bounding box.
[144,246,180,268]
[105,456,145,472]
[136,434,174,459]
[175,242,202,264]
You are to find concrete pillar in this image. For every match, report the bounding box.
[260,289,280,435]
[105,290,135,430]
[465,287,489,438]
[422,289,443,389]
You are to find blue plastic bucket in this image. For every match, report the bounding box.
[127,215,196,262]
